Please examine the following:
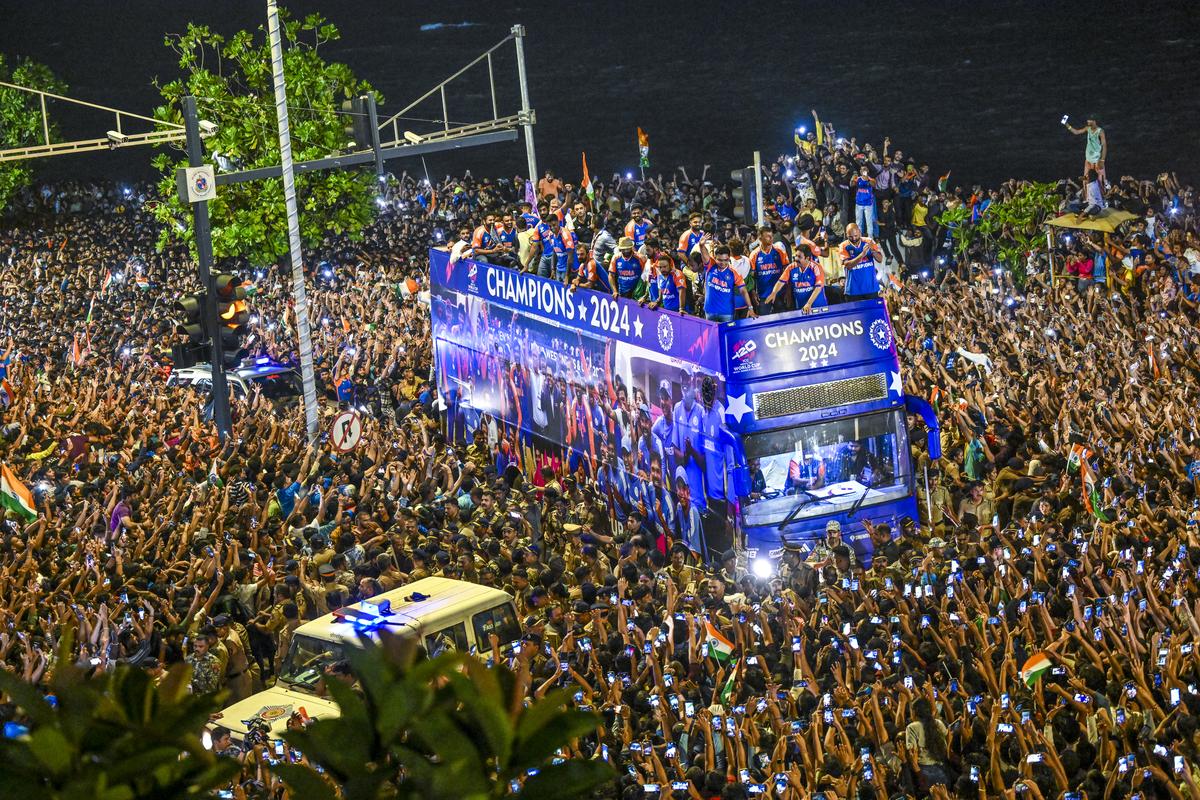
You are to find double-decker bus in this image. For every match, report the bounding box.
[428,248,940,571]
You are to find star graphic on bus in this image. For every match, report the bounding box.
[889,371,903,395]
[725,392,752,422]
[632,314,644,338]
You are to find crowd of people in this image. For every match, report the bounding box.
[0,111,1199,800]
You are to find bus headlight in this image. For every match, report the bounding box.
[751,558,774,579]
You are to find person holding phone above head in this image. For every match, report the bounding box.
[1063,115,1107,186]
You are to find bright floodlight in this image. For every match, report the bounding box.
[106,130,128,145]
[403,130,423,144]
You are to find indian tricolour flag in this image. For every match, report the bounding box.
[1020,652,1052,688]
[704,620,735,664]
[0,463,36,521]
[1066,443,1091,473]
[1080,458,1110,523]
[581,151,594,204]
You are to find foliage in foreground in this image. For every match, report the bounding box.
[0,631,237,800]
[272,633,613,800]
[0,630,613,800]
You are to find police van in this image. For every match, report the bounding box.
[214,578,519,742]
[168,358,304,403]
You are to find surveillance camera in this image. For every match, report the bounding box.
[198,120,218,136]
[106,130,128,145]
[403,130,423,145]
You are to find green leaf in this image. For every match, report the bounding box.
[518,759,615,800]
[512,706,603,771]
[269,763,339,800]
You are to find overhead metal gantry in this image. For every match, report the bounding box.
[0,81,201,161]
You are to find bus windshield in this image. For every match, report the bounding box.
[740,410,910,527]
[277,634,348,692]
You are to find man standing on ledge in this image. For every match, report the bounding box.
[839,223,883,301]
[1064,115,1107,186]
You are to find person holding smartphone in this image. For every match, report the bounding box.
[904,697,949,792]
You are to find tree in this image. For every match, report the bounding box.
[0,630,614,800]
[270,633,614,800]
[937,182,1059,285]
[0,54,67,212]
[151,12,380,265]
[0,632,239,800]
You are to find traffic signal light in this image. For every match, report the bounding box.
[214,273,249,368]
[731,168,757,225]
[171,291,208,368]
[341,95,372,152]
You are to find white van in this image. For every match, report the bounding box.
[214,577,519,742]
[168,359,304,403]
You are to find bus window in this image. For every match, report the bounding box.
[425,622,469,657]
[741,409,911,527]
[472,604,521,648]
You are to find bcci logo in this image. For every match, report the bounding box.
[656,315,674,352]
[869,319,893,351]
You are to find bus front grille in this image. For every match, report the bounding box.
[752,373,888,419]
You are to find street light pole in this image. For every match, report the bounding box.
[511,24,538,185]
[182,95,233,439]
[266,0,321,443]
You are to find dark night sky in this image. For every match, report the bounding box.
[2,0,1198,187]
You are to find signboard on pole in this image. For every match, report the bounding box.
[329,410,362,452]
[184,165,217,203]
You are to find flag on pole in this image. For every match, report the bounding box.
[637,128,650,168]
[937,171,952,192]
[134,275,150,291]
[0,379,14,408]
[208,459,224,489]
[581,152,594,203]
[101,270,113,295]
[85,292,96,324]
[719,661,739,705]
[1019,652,1052,687]
[70,334,83,369]
[703,619,735,664]
[1080,458,1109,522]
[1066,443,1091,473]
[0,463,36,521]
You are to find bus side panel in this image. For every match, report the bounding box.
[429,251,734,561]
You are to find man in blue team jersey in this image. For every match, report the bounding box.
[671,370,707,511]
[839,223,883,301]
[609,237,646,300]
[699,235,757,323]
[698,374,727,508]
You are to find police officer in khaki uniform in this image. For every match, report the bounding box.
[213,614,254,703]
